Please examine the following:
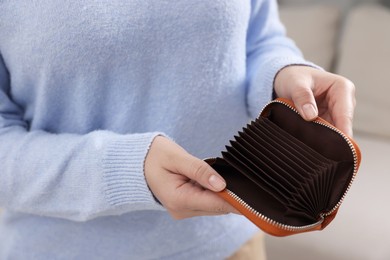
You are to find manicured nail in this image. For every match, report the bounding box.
[209,175,226,191]
[302,103,317,120]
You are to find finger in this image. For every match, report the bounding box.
[174,154,227,192]
[171,208,235,220]
[180,181,240,215]
[290,79,319,121]
[175,184,239,215]
[171,209,241,220]
[328,78,356,137]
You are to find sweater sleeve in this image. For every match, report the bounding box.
[0,55,165,222]
[246,0,319,117]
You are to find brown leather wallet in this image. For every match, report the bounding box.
[205,98,361,237]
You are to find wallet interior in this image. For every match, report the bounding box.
[210,102,354,227]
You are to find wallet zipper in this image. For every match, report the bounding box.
[206,99,358,231]
[226,189,325,232]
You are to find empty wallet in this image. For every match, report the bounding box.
[205,98,361,236]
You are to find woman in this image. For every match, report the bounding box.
[0,0,355,259]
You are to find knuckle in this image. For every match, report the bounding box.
[338,77,355,92]
[335,77,357,108]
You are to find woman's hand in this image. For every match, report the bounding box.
[144,136,238,219]
[274,65,356,137]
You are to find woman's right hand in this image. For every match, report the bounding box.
[144,136,239,219]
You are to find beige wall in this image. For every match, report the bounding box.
[279,0,382,8]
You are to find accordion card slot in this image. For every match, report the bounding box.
[209,155,327,228]
[250,119,331,169]
[228,137,302,188]
[223,135,340,227]
[244,121,323,171]
[252,120,324,165]
[210,157,291,220]
[204,98,361,236]
[222,146,293,198]
[233,135,305,186]
[242,121,336,183]
[215,153,314,226]
[237,129,313,184]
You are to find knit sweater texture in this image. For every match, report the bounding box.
[0,0,312,259]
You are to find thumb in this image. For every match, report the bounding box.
[176,154,227,192]
[291,86,318,121]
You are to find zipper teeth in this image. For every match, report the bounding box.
[266,99,359,216]
[313,120,358,216]
[226,189,324,232]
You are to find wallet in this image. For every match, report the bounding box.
[205,98,361,236]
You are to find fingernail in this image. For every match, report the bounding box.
[209,175,226,191]
[302,103,317,120]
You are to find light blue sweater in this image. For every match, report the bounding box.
[0,0,312,259]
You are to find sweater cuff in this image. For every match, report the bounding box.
[247,56,322,118]
[102,132,165,211]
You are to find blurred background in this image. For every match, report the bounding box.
[266,0,390,259]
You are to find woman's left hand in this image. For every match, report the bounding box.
[274,65,356,137]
